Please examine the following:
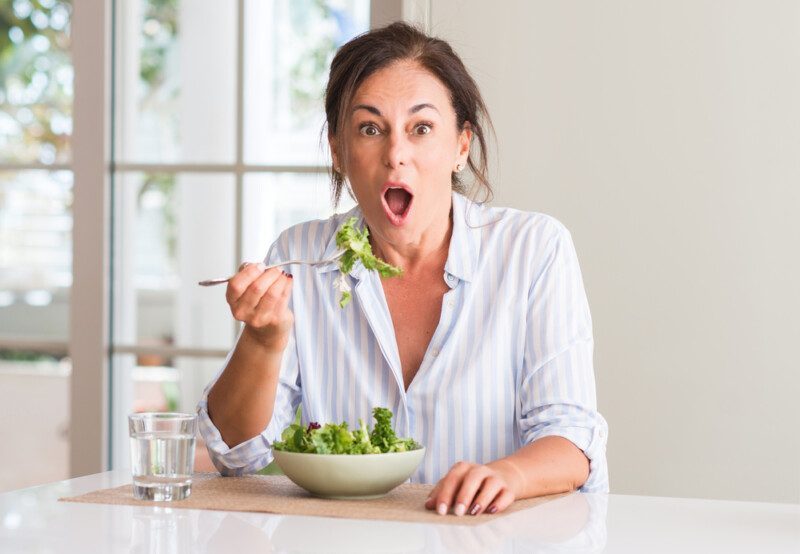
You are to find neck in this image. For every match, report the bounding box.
[369,210,453,275]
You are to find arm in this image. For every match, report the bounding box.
[207,262,293,447]
[426,220,608,515]
[197,319,302,475]
[489,436,590,498]
[425,436,589,516]
[207,323,288,447]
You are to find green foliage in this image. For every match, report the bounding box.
[161,380,179,412]
[138,173,177,262]
[335,217,403,277]
[369,407,419,453]
[272,407,420,455]
[286,0,334,124]
[0,349,58,362]
[334,217,403,307]
[0,0,71,84]
[139,0,178,86]
[0,0,73,162]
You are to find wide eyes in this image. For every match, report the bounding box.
[360,123,380,136]
[414,123,432,135]
[358,122,433,136]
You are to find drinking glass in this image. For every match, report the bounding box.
[128,412,198,501]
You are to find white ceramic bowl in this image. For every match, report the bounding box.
[272,447,426,499]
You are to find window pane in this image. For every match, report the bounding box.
[0,170,72,340]
[0,351,70,492]
[114,0,236,163]
[243,0,370,165]
[112,173,235,351]
[242,172,356,262]
[0,0,73,164]
[111,353,223,472]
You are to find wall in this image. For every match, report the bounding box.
[0,367,70,492]
[429,0,800,503]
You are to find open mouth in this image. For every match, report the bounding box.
[382,185,413,225]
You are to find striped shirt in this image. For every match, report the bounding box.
[197,191,609,492]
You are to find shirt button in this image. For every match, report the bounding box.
[446,274,455,283]
[447,299,455,309]
[431,348,440,357]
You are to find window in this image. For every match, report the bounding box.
[110,0,368,470]
[1,0,408,484]
[0,0,73,491]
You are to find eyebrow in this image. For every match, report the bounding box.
[351,103,440,116]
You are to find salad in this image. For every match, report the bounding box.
[272,407,421,455]
[333,217,403,308]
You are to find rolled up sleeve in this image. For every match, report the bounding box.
[195,239,303,476]
[196,331,301,476]
[517,221,609,493]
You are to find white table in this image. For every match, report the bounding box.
[0,470,797,553]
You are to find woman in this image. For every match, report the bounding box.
[199,22,608,517]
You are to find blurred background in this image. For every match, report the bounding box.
[1,0,798,505]
[0,0,367,490]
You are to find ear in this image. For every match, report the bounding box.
[457,122,473,162]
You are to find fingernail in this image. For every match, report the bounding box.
[437,502,447,516]
[454,503,466,517]
[469,503,480,516]
[488,505,498,514]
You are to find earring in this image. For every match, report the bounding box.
[335,166,341,173]
[455,163,463,172]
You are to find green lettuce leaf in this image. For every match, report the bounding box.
[272,406,420,455]
[334,217,403,308]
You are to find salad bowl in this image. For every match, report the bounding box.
[272,447,426,499]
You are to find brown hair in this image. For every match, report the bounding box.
[324,22,494,207]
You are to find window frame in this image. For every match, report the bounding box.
[0,0,420,477]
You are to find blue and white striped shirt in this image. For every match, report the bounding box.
[197,192,609,492]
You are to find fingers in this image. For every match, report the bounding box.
[254,270,293,319]
[425,462,516,517]
[468,475,507,516]
[227,264,293,326]
[226,263,270,305]
[424,462,471,515]
[230,267,281,313]
[453,465,492,515]
[485,488,515,515]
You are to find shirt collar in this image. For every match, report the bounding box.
[316,191,481,283]
[443,191,480,284]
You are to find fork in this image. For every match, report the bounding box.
[197,249,346,286]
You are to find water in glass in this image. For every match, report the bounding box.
[128,413,197,501]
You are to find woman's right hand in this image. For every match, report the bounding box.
[225,262,294,352]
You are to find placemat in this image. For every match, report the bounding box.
[61,473,567,526]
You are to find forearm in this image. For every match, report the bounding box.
[207,327,285,448]
[488,436,590,499]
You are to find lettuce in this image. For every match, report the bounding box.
[334,217,403,307]
[272,407,420,455]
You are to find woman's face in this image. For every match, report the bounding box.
[332,60,471,250]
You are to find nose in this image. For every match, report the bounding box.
[383,128,407,169]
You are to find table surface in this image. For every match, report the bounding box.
[0,470,797,553]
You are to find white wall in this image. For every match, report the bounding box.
[429,0,800,503]
[0,367,70,492]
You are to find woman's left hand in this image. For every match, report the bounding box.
[424,461,520,516]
